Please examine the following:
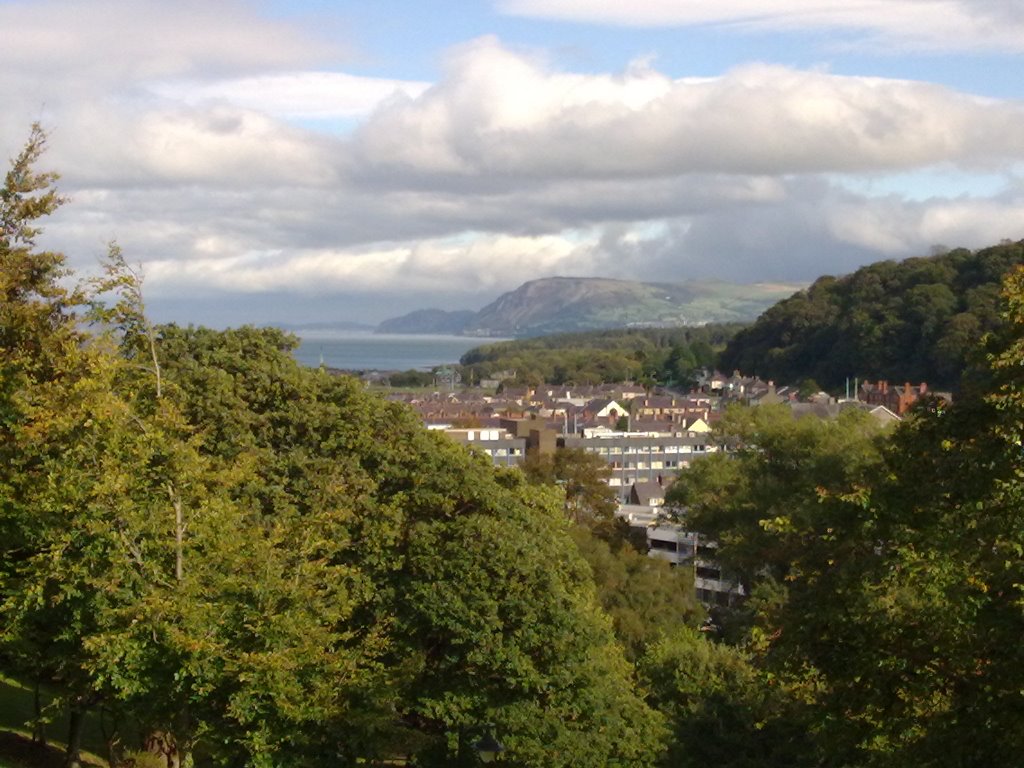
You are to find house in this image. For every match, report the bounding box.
[702,371,729,392]
[680,416,711,434]
[583,397,625,421]
[578,397,626,430]
[858,403,902,424]
[628,478,670,507]
[630,395,689,421]
[499,418,559,455]
[617,383,648,401]
[860,380,930,415]
[750,381,786,406]
[627,418,680,434]
[498,385,535,403]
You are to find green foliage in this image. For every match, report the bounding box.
[0,125,104,767]
[0,131,666,768]
[639,628,814,768]
[665,269,1024,765]
[791,267,1024,765]
[521,448,618,529]
[150,327,665,766]
[719,242,1024,389]
[569,528,702,661]
[796,378,822,399]
[386,368,436,387]
[460,324,743,386]
[400,480,665,767]
[666,404,887,590]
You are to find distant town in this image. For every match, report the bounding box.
[378,370,943,606]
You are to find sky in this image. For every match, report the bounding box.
[4,0,1024,326]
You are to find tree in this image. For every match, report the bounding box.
[397,475,665,767]
[0,129,667,767]
[119,321,667,765]
[388,368,435,388]
[145,326,667,766]
[0,124,102,766]
[662,269,1024,765]
[570,528,702,661]
[718,242,1024,389]
[796,378,822,400]
[664,344,698,387]
[521,448,618,529]
[793,266,1024,765]
[639,628,814,768]
[459,325,742,387]
[666,404,886,592]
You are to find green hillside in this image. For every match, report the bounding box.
[467,277,801,336]
[378,277,802,337]
[718,240,1024,389]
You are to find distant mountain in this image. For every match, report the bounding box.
[375,308,477,335]
[377,277,802,338]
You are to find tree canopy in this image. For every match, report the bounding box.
[718,241,1024,390]
[460,324,736,387]
[0,127,665,768]
[667,266,1024,765]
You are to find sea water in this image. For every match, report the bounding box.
[292,331,503,371]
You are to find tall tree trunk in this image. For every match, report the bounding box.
[32,679,47,746]
[100,707,124,768]
[64,705,84,768]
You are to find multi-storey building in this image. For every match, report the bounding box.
[645,524,746,607]
[560,430,717,498]
[439,428,527,467]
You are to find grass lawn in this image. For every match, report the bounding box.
[0,677,107,768]
[0,731,105,768]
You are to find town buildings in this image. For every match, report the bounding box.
[391,371,925,608]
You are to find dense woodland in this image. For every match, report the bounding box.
[6,127,1024,768]
[718,242,1024,390]
[458,324,741,388]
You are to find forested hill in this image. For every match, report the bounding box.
[460,324,743,386]
[718,240,1024,389]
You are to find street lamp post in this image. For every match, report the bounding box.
[458,724,504,765]
[472,730,504,763]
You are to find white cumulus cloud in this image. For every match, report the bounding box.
[150,72,430,121]
[3,0,1022,324]
[351,38,1024,185]
[143,233,594,297]
[497,0,1024,53]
